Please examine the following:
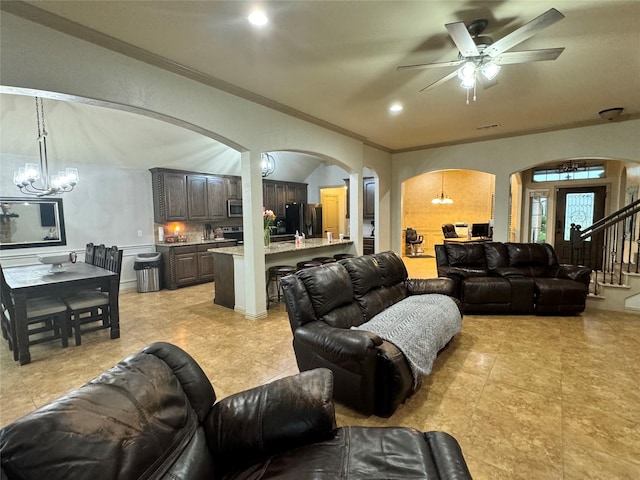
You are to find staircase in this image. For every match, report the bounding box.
[574,200,640,313]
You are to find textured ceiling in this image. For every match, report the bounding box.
[2,0,639,164]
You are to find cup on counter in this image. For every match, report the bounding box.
[339,233,344,242]
[326,232,333,243]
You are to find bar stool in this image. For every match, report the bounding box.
[333,253,354,261]
[266,265,296,309]
[296,260,322,270]
[311,257,336,264]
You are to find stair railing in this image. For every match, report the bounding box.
[570,199,640,294]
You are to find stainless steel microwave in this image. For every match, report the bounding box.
[227,200,243,217]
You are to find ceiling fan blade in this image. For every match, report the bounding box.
[419,70,459,92]
[445,21,479,57]
[485,8,565,58]
[493,47,565,65]
[397,59,463,71]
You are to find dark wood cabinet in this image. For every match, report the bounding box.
[156,241,236,289]
[363,177,375,219]
[173,246,199,286]
[152,168,234,223]
[187,175,226,221]
[225,176,241,200]
[151,169,188,222]
[363,237,375,255]
[344,177,375,219]
[197,245,216,282]
[263,180,307,218]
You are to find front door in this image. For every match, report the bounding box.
[555,186,606,267]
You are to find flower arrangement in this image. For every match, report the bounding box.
[263,207,276,229]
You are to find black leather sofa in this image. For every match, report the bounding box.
[281,251,461,417]
[435,241,592,315]
[0,342,472,480]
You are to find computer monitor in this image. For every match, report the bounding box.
[471,223,490,238]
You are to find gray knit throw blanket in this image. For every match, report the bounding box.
[352,294,462,388]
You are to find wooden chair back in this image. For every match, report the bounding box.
[85,243,96,265]
[104,246,123,275]
[94,244,107,268]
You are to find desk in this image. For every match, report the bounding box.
[443,237,492,244]
[3,262,119,365]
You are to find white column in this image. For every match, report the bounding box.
[240,150,267,319]
[348,171,363,254]
[492,172,511,242]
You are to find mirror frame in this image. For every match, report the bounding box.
[0,197,67,250]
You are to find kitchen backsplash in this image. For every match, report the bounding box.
[155,221,240,243]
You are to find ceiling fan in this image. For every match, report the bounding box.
[398,8,565,104]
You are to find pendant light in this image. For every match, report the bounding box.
[432,172,453,204]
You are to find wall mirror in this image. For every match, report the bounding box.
[0,197,67,249]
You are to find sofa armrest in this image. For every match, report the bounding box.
[295,322,382,369]
[437,265,488,279]
[205,369,336,474]
[548,264,592,284]
[406,277,456,297]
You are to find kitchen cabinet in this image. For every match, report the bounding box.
[363,237,375,255]
[344,177,375,219]
[152,168,232,223]
[263,180,307,218]
[156,241,236,289]
[363,177,376,219]
[225,176,241,200]
[187,175,226,221]
[151,169,188,222]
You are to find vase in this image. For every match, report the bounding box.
[264,228,271,248]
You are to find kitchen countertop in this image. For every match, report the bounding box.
[209,238,353,256]
[155,239,237,247]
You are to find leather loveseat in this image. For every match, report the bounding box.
[281,251,461,417]
[435,242,591,315]
[0,342,472,480]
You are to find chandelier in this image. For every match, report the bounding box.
[558,159,586,173]
[457,59,501,105]
[261,153,275,177]
[432,172,453,204]
[13,97,79,197]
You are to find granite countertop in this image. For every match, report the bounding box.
[155,239,237,247]
[209,238,353,256]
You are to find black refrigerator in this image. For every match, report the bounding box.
[285,202,323,237]
[285,202,305,235]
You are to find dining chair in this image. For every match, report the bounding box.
[63,246,122,346]
[85,242,96,265]
[0,265,70,360]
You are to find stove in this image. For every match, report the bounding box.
[221,226,243,243]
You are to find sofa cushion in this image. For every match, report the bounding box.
[372,251,408,287]
[506,243,549,267]
[462,277,511,304]
[340,255,382,295]
[445,243,487,269]
[298,263,354,318]
[534,277,588,307]
[483,242,509,271]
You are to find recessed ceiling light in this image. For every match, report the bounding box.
[248,11,268,26]
[389,103,403,113]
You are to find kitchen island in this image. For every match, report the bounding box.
[209,238,355,311]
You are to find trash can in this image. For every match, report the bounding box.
[134,252,161,293]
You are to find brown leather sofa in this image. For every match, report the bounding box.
[281,251,461,417]
[435,242,591,315]
[0,342,472,480]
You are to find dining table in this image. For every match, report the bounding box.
[2,262,120,365]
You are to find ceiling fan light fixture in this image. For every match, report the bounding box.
[480,62,501,80]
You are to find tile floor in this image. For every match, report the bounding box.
[1,257,639,479]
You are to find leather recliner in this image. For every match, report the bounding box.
[435,241,591,315]
[0,342,472,480]
[281,251,460,417]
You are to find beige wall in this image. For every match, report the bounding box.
[402,170,494,254]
